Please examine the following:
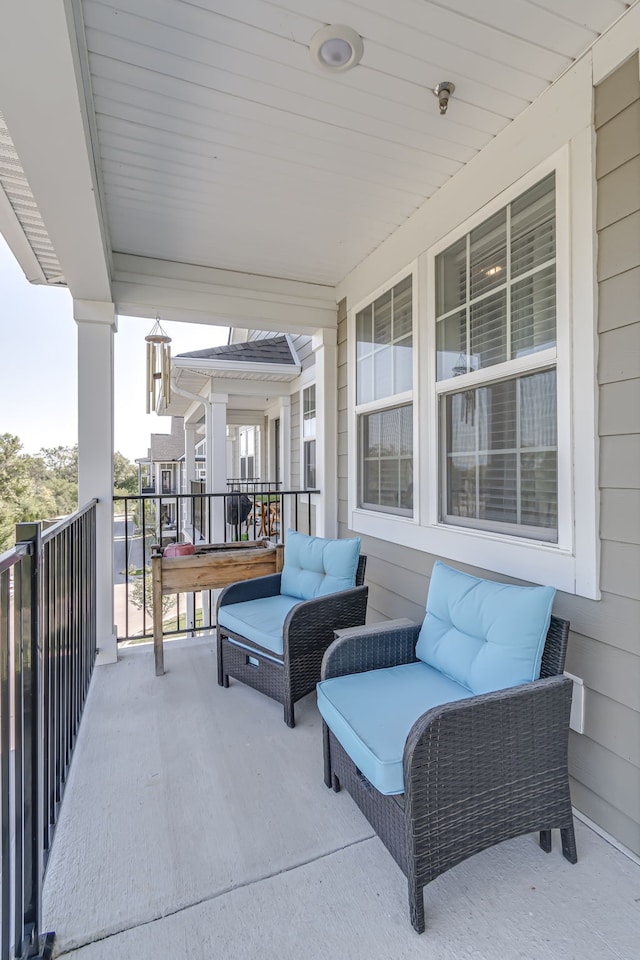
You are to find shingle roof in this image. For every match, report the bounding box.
[149,417,184,461]
[177,335,296,365]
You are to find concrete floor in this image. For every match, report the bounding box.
[43,637,640,960]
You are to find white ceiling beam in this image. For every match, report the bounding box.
[0,0,111,300]
[111,253,338,333]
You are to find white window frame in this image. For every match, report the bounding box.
[348,264,419,524]
[348,143,599,599]
[301,381,317,491]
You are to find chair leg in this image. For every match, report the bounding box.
[408,879,425,934]
[539,829,552,853]
[561,824,578,864]
[331,773,341,793]
[216,632,226,688]
[323,722,332,788]
[283,701,295,728]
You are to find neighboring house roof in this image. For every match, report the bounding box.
[177,335,297,365]
[149,417,185,462]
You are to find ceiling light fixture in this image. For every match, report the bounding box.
[310,24,364,72]
[433,81,455,115]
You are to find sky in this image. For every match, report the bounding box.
[0,234,228,462]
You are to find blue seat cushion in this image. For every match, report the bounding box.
[317,662,472,795]
[280,530,361,601]
[415,561,555,696]
[217,595,300,657]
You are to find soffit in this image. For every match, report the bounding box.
[82,0,631,288]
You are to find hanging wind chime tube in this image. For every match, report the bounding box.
[145,318,172,413]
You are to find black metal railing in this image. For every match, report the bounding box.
[226,479,282,493]
[0,501,97,960]
[113,488,318,642]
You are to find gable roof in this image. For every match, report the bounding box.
[177,336,297,366]
[149,417,185,462]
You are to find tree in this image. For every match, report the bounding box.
[113,452,138,496]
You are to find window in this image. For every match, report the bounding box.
[239,427,255,480]
[355,274,413,515]
[161,467,173,494]
[435,173,558,541]
[302,385,317,489]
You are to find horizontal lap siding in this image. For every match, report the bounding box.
[336,56,640,855]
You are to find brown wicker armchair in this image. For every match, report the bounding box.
[318,564,577,933]
[217,541,367,727]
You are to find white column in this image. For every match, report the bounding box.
[184,423,197,491]
[279,396,292,535]
[184,423,198,632]
[312,328,338,538]
[206,393,228,542]
[75,300,118,665]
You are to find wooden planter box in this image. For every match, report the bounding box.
[151,539,283,675]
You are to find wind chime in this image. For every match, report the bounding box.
[145,318,172,413]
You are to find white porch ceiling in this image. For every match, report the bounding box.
[0,0,635,320]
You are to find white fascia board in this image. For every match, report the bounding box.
[0,183,47,284]
[209,378,294,398]
[592,4,640,83]
[0,1,111,300]
[173,357,301,379]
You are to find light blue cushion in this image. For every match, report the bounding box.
[280,530,361,601]
[317,662,472,795]
[415,561,555,695]
[217,595,300,656]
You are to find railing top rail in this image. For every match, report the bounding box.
[114,489,320,500]
[42,499,98,544]
[0,540,32,575]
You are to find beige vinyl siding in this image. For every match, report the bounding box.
[337,56,640,855]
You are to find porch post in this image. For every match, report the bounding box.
[206,392,228,542]
[75,300,117,665]
[312,327,338,538]
[278,396,292,534]
[184,423,197,491]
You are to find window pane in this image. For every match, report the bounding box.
[447,454,476,518]
[470,290,507,369]
[357,354,373,404]
[511,172,555,278]
[470,209,506,300]
[374,346,393,400]
[373,290,392,345]
[356,305,373,359]
[394,335,413,393]
[520,368,557,449]
[304,439,316,489]
[478,453,518,524]
[443,370,557,538]
[393,275,413,339]
[511,264,556,358]
[357,276,413,404]
[360,405,413,514]
[303,385,316,437]
[436,237,466,316]
[437,309,467,380]
[521,451,557,530]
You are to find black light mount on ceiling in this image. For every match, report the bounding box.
[433,81,455,115]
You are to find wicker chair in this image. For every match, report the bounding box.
[217,550,367,727]
[319,584,577,933]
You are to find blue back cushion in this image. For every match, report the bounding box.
[280,530,361,600]
[415,561,555,695]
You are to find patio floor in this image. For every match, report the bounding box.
[43,636,640,960]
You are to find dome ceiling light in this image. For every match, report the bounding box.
[310,24,364,72]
